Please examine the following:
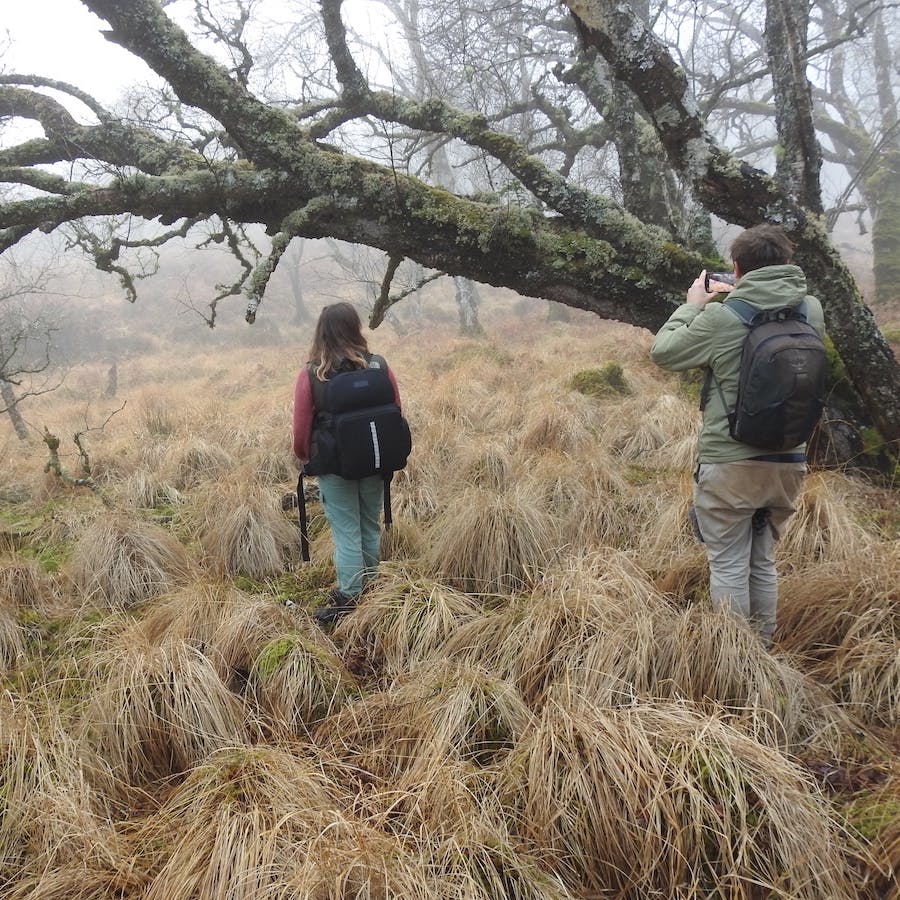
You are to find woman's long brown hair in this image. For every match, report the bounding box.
[308,302,369,381]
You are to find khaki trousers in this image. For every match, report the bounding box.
[693,460,806,644]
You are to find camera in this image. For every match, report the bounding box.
[704,272,736,292]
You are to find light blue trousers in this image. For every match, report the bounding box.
[317,474,384,597]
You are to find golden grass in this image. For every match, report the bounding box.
[779,543,900,658]
[503,693,858,898]
[115,467,183,510]
[424,484,558,592]
[517,392,599,456]
[283,820,437,898]
[165,437,235,490]
[778,543,900,726]
[333,567,483,679]
[193,477,301,578]
[207,595,298,691]
[3,867,145,900]
[137,578,252,649]
[441,551,667,703]
[380,516,425,561]
[824,613,900,728]
[250,627,357,734]
[778,470,875,565]
[0,599,25,673]
[315,662,533,781]
[0,693,121,883]
[457,439,514,491]
[604,391,699,461]
[0,553,54,608]
[67,512,193,608]
[81,638,249,785]
[138,745,348,900]
[523,450,633,550]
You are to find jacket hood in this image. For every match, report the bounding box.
[730,264,808,308]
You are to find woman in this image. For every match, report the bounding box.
[292,302,403,623]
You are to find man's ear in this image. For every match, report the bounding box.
[733,262,743,279]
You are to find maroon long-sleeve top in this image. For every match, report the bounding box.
[292,364,402,463]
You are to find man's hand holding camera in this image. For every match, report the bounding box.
[687,270,735,308]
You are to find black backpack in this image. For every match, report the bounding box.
[305,361,411,479]
[706,298,827,451]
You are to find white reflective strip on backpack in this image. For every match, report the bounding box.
[370,420,381,469]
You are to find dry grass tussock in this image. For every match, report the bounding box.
[821,612,900,728]
[779,542,900,658]
[315,662,533,781]
[165,437,235,490]
[192,476,300,578]
[456,438,515,491]
[556,602,855,754]
[523,450,633,550]
[136,745,348,900]
[68,512,193,608]
[424,484,559,592]
[334,566,484,679]
[137,391,184,438]
[81,637,249,785]
[517,390,600,456]
[778,470,876,565]
[352,756,577,898]
[777,543,900,726]
[115,467,182,510]
[0,693,120,883]
[627,476,699,567]
[0,600,25,673]
[0,553,55,609]
[206,595,297,690]
[380,515,424,561]
[442,551,667,703]
[603,390,699,461]
[137,578,253,649]
[503,693,858,899]
[250,626,357,734]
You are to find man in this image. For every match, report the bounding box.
[650,224,825,645]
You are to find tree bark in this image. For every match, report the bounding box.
[764,0,823,213]
[1,380,28,440]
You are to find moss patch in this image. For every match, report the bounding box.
[570,362,631,397]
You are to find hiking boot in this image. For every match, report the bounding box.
[313,589,358,624]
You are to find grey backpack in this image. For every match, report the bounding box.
[707,298,827,451]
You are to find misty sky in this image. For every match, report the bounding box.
[3,1,154,106]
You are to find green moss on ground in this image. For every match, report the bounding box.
[570,362,631,397]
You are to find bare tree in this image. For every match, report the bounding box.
[0,0,897,448]
[0,254,63,439]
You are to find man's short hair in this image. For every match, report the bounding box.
[730,224,795,273]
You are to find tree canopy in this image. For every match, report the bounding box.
[0,0,898,445]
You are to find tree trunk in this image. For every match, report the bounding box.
[286,239,312,326]
[1,381,28,440]
[869,11,900,306]
[764,0,823,212]
[454,277,484,336]
[869,153,900,305]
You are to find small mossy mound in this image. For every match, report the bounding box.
[570,362,630,397]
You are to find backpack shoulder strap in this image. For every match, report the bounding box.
[724,297,809,325]
[723,297,759,326]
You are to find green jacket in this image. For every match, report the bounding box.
[650,264,826,463]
